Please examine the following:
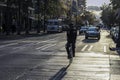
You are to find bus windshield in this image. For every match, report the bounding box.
[48,21,59,25]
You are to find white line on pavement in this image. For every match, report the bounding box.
[41,44,56,50]
[36,44,51,50]
[104,46,107,52]
[81,45,88,51]
[88,45,93,51]
[22,38,57,44]
[12,43,34,50]
[0,43,18,49]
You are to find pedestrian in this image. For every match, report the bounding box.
[65,23,77,62]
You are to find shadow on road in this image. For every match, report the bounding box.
[106,34,111,38]
[117,51,120,56]
[109,43,120,56]
[50,64,70,80]
[82,39,99,43]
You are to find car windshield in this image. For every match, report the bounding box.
[48,22,59,25]
[88,27,97,31]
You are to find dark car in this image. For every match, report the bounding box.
[110,27,116,37]
[79,26,88,34]
[112,27,119,42]
[85,27,100,40]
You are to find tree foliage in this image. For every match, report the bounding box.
[110,0,120,9]
[101,4,115,27]
[36,0,67,19]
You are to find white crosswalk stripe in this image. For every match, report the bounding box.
[36,44,51,50]
[88,45,93,51]
[36,44,56,50]
[41,44,56,50]
[0,43,18,49]
[81,45,88,51]
[80,45,108,52]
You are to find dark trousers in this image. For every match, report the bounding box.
[65,42,75,59]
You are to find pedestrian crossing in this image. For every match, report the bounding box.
[79,44,108,52]
[81,45,88,51]
[36,44,56,50]
[88,45,93,51]
[0,40,110,53]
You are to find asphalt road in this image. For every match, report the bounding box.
[0,30,120,80]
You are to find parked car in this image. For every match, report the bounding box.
[110,27,116,37]
[112,27,119,42]
[114,31,119,42]
[79,26,88,34]
[110,27,119,42]
[85,27,100,40]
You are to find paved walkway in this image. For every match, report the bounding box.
[0,32,46,41]
[16,51,120,80]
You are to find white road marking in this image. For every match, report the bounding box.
[36,41,45,44]
[0,43,18,49]
[41,44,56,50]
[13,47,26,50]
[15,72,26,80]
[12,43,34,50]
[22,38,57,44]
[104,46,107,52]
[36,44,51,50]
[81,45,88,51]
[88,45,93,51]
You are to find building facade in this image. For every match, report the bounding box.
[0,0,36,34]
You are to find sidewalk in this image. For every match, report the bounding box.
[16,52,120,80]
[0,31,46,41]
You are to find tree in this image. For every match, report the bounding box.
[110,0,120,9]
[80,11,96,25]
[101,4,115,28]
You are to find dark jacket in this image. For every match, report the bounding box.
[66,25,77,43]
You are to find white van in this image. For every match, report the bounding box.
[46,19,62,33]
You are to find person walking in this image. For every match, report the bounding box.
[65,23,77,63]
